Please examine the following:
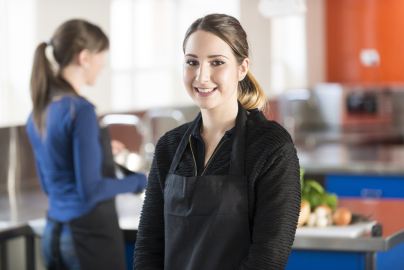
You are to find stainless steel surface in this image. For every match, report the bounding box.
[141,108,187,171]
[0,189,143,235]
[0,127,10,193]
[99,113,146,172]
[99,114,142,128]
[2,189,404,254]
[293,229,404,252]
[298,143,404,175]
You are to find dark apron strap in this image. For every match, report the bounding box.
[168,113,201,174]
[167,103,252,226]
[49,219,66,270]
[169,103,248,176]
[229,103,247,176]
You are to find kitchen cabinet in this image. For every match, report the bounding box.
[287,199,404,270]
[326,0,404,83]
[326,174,404,199]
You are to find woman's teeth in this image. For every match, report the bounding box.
[195,87,216,93]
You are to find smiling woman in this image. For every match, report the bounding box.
[135,13,301,270]
[183,30,246,111]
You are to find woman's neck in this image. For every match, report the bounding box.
[200,101,238,136]
[61,65,84,93]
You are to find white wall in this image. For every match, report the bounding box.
[240,0,273,97]
[36,0,113,113]
[0,0,326,127]
[306,0,326,86]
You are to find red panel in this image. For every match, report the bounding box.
[326,0,404,83]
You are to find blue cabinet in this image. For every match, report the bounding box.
[325,174,404,198]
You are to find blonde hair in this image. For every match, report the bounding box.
[183,13,267,110]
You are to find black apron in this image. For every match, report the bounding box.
[164,106,251,270]
[48,127,126,270]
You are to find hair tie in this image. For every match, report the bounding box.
[44,42,59,74]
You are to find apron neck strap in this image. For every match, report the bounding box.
[168,103,248,175]
[168,113,201,174]
[229,103,247,176]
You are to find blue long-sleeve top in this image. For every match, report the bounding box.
[26,95,146,222]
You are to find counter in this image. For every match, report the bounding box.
[2,190,404,270]
[0,190,143,270]
[298,143,404,175]
[287,199,404,270]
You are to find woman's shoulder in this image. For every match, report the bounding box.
[247,109,293,147]
[48,95,95,121]
[155,122,191,152]
[51,95,94,110]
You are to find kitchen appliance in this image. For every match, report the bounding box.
[314,83,394,128]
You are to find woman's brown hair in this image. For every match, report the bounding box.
[30,19,109,133]
[183,13,267,110]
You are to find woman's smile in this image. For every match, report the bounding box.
[193,86,218,97]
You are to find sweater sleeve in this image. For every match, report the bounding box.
[72,102,147,204]
[239,143,301,270]
[134,139,165,269]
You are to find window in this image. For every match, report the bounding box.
[270,13,307,95]
[110,0,239,111]
[0,0,36,126]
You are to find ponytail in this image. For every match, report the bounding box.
[29,19,109,134]
[238,71,267,110]
[30,42,56,133]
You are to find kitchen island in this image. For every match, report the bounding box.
[2,190,404,270]
[2,143,404,269]
[291,143,404,270]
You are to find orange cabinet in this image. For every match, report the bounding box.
[326,0,404,83]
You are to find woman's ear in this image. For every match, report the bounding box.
[238,58,249,81]
[77,49,91,69]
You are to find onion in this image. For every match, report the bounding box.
[297,200,311,227]
[307,213,317,227]
[333,207,352,226]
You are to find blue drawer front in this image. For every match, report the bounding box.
[286,250,366,270]
[325,174,404,198]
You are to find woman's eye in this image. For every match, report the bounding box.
[211,60,225,66]
[185,59,198,66]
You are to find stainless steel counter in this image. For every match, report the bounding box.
[2,190,404,254]
[298,143,404,175]
[0,190,143,235]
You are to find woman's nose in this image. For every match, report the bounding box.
[195,63,210,82]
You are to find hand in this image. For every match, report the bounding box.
[111,139,127,156]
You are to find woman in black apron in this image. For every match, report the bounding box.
[135,14,301,270]
[27,19,147,270]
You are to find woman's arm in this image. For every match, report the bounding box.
[72,102,146,203]
[240,143,301,270]
[134,141,165,269]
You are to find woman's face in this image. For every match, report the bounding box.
[83,50,107,86]
[183,30,248,111]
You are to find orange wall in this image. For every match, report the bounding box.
[326,0,404,84]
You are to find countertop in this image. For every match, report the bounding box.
[297,143,404,175]
[2,190,404,253]
[0,190,143,238]
[293,199,404,251]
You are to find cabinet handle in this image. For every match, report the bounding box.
[360,188,383,199]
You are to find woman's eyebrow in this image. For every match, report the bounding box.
[184,54,229,59]
[208,54,228,59]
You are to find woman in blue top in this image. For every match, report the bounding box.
[26,19,146,270]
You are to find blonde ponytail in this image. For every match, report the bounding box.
[238,71,267,110]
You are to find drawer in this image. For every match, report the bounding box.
[325,174,404,199]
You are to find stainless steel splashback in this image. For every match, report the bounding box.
[391,89,404,135]
[0,125,40,194]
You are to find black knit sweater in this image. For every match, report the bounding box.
[135,109,301,270]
